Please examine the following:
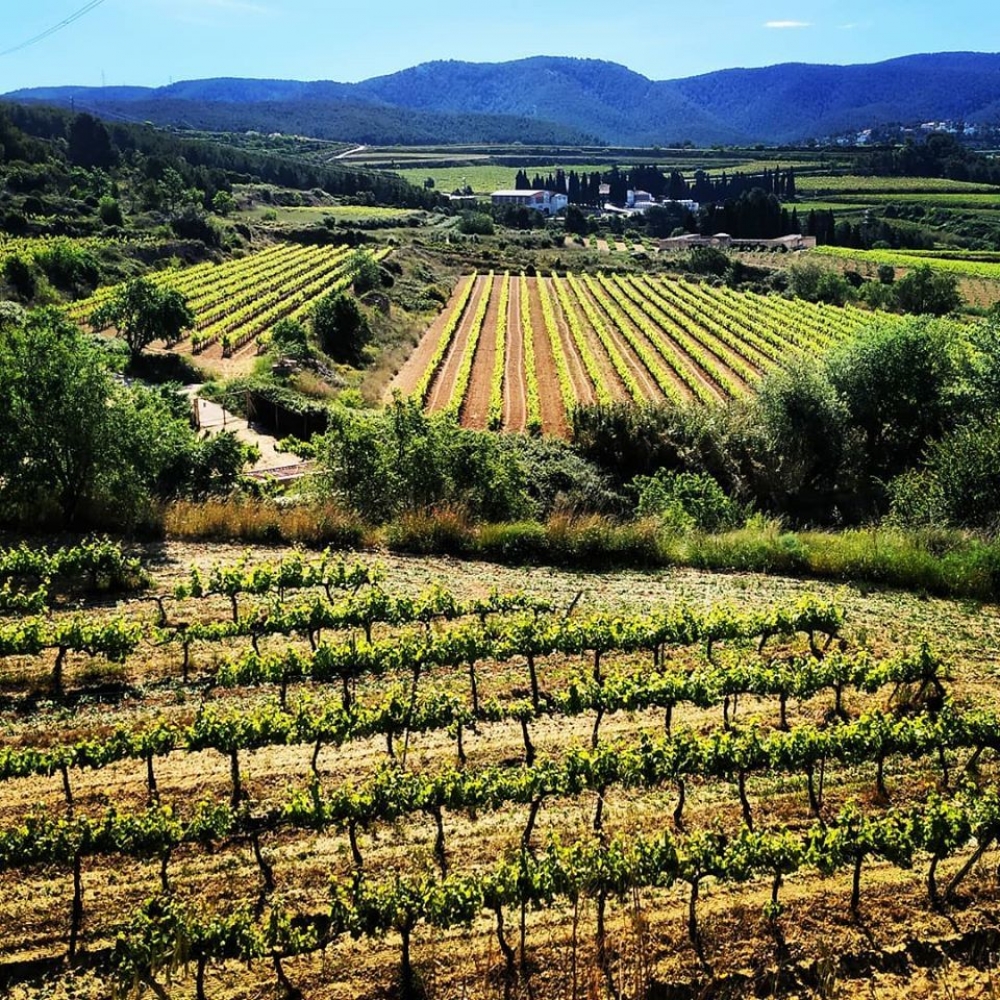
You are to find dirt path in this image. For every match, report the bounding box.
[550,278,625,402]
[188,392,310,476]
[460,277,502,429]
[389,274,476,401]
[526,278,571,437]
[426,276,488,413]
[503,277,527,433]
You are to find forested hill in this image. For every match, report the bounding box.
[8,51,1000,145]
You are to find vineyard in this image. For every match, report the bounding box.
[1,538,1000,999]
[68,243,391,362]
[391,272,883,434]
[814,245,1000,281]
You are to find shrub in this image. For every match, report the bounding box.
[270,318,310,360]
[458,212,494,236]
[99,196,124,227]
[923,420,1000,530]
[3,254,36,300]
[312,292,371,365]
[632,469,741,532]
[319,397,531,524]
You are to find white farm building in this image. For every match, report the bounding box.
[491,190,568,215]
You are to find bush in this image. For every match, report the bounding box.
[458,212,494,236]
[789,263,853,306]
[270,318,310,360]
[632,469,741,532]
[686,246,729,276]
[3,254,36,300]
[922,420,1000,530]
[312,292,371,365]
[826,316,960,479]
[34,238,100,292]
[499,435,623,516]
[893,264,961,316]
[319,397,531,524]
[99,196,124,227]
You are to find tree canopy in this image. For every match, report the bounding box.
[0,308,250,527]
[90,278,195,357]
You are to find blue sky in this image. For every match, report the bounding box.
[1,0,998,93]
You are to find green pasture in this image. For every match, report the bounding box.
[796,175,1000,195]
[238,204,423,224]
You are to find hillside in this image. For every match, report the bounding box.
[8,51,1000,145]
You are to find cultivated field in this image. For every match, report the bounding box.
[814,245,1000,280]
[390,272,882,435]
[70,243,390,365]
[2,539,1000,1000]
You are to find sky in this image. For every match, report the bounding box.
[0,0,998,93]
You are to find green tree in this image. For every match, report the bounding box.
[826,316,960,479]
[312,292,371,365]
[564,205,589,237]
[98,196,124,227]
[270,317,310,359]
[320,397,530,523]
[893,265,961,316]
[921,419,1000,529]
[211,190,236,216]
[3,254,37,301]
[349,251,382,295]
[632,470,740,532]
[67,113,116,170]
[0,309,251,526]
[458,211,494,236]
[90,278,195,358]
[752,360,849,512]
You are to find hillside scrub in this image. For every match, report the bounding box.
[573,314,992,527]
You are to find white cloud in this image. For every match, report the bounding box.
[764,20,811,29]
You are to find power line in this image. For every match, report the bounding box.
[0,0,109,59]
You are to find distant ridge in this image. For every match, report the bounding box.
[8,52,1000,145]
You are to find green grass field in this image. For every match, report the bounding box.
[238,205,425,224]
[395,164,615,194]
[796,175,1000,195]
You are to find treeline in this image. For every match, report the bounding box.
[857,133,1000,185]
[514,165,797,206]
[315,310,999,537]
[0,102,440,232]
[571,313,1000,532]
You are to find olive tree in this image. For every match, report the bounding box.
[90,277,194,357]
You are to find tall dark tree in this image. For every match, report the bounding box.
[67,113,117,170]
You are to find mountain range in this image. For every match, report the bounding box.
[7,52,1000,146]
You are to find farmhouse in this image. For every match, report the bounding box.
[491,189,568,215]
[659,233,817,251]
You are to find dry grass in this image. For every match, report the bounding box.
[2,539,1000,999]
[162,499,366,548]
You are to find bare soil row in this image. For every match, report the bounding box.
[390,274,835,436]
